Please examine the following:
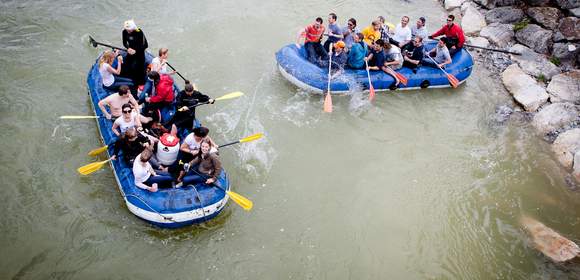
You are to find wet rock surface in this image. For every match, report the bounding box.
[515,24,553,54]
[526,7,563,29]
[501,64,549,111]
[532,102,580,135]
[547,70,580,104]
[509,44,561,79]
[480,22,515,47]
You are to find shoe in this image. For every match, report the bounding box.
[174,182,183,188]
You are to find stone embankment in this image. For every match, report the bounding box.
[440,0,580,185]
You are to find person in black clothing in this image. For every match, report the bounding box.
[111,127,152,165]
[167,80,214,130]
[121,20,148,85]
[402,36,424,70]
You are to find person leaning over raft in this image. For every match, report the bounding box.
[99,50,134,92]
[323,13,343,52]
[177,140,223,188]
[422,37,452,68]
[402,37,424,70]
[133,149,173,192]
[347,33,368,69]
[365,39,387,71]
[167,80,214,131]
[429,14,465,56]
[121,20,148,85]
[296,17,327,66]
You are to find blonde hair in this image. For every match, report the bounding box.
[99,50,115,66]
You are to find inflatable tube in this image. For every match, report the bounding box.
[86,52,229,228]
[275,41,474,93]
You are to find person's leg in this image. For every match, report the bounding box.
[448,46,460,56]
[315,43,328,61]
[383,67,400,85]
[143,174,173,188]
[305,42,318,64]
[181,174,205,186]
[139,79,153,104]
[323,40,331,53]
[421,57,438,68]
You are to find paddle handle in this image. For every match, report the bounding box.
[165,62,188,82]
[218,141,239,148]
[365,60,373,88]
[464,44,521,55]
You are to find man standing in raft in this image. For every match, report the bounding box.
[122,19,148,85]
[429,15,465,56]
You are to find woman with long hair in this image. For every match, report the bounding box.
[98,50,134,92]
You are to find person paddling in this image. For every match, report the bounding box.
[422,38,452,68]
[121,20,148,85]
[167,80,214,131]
[177,140,223,188]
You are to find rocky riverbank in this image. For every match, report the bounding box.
[440,0,580,185]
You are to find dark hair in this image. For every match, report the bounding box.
[140,149,152,162]
[448,15,455,21]
[375,39,385,47]
[383,42,392,49]
[315,17,323,24]
[329,13,337,20]
[184,80,194,93]
[192,126,209,138]
[415,36,423,42]
[402,16,410,22]
[122,103,133,111]
[118,85,130,95]
[356,32,364,40]
[348,18,356,28]
[377,16,385,23]
[419,17,426,24]
[158,48,168,56]
[148,71,160,85]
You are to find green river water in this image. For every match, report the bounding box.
[2,0,580,279]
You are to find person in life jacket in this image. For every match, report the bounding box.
[142,71,174,122]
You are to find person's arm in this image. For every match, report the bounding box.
[456,26,465,48]
[141,32,148,50]
[440,53,452,67]
[128,94,139,110]
[193,91,211,104]
[134,114,142,130]
[112,121,121,136]
[106,58,122,75]
[98,97,112,119]
[296,28,306,46]
[207,155,222,183]
[147,89,167,103]
[180,142,200,156]
[430,26,445,39]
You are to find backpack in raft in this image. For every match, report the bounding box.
[156,74,174,100]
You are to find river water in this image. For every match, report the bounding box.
[2,0,580,279]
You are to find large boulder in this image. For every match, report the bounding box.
[461,4,487,35]
[551,43,579,63]
[515,24,553,54]
[509,44,561,79]
[485,7,525,24]
[474,0,523,8]
[468,36,490,48]
[526,7,563,30]
[552,128,580,170]
[532,103,580,135]
[480,22,515,47]
[547,70,580,104]
[570,7,580,17]
[554,0,580,9]
[554,17,580,42]
[501,64,549,111]
[445,0,466,10]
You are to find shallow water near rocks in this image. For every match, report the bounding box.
[2,0,580,279]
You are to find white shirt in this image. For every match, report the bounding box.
[151,57,169,74]
[133,158,153,189]
[183,133,218,153]
[99,63,114,86]
[393,23,412,43]
[386,45,403,66]
[114,111,137,134]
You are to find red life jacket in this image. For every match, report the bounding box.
[150,74,174,103]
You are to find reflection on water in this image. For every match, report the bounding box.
[1,0,580,279]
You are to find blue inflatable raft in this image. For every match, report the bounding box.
[275,41,474,93]
[86,52,229,228]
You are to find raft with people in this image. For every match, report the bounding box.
[276,14,474,93]
[74,20,257,228]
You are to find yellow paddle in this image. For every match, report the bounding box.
[178,91,245,111]
[219,133,264,148]
[77,159,112,175]
[213,184,253,211]
[88,145,109,156]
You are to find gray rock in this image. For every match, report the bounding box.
[485,7,525,24]
[468,36,491,48]
[461,4,487,35]
[524,0,551,5]
[552,128,580,170]
[501,64,549,111]
[554,0,580,9]
[509,44,561,79]
[552,43,579,63]
[526,7,563,30]
[533,103,580,135]
[554,17,579,42]
[570,7,580,17]
[445,0,466,10]
[474,0,523,8]
[547,70,580,104]
[515,24,553,54]
[480,22,515,47]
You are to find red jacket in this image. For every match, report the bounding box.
[149,74,174,103]
[431,23,465,48]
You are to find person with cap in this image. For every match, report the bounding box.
[320,41,347,73]
[422,37,452,69]
[297,17,328,66]
[429,14,465,56]
[347,33,368,69]
[389,16,412,48]
[168,80,214,130]
[323,13,343,52]
[122,19,148,85]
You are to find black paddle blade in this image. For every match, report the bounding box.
[88,36,97,48]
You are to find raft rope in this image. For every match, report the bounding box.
[124,193,175,222]
[189,184,208,222]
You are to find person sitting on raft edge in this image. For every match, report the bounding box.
[297,17,327,67]
[422,37,452,69]
[176,140,223,188]
[429,14,465,56]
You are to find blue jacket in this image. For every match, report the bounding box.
[347,42,367,69]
